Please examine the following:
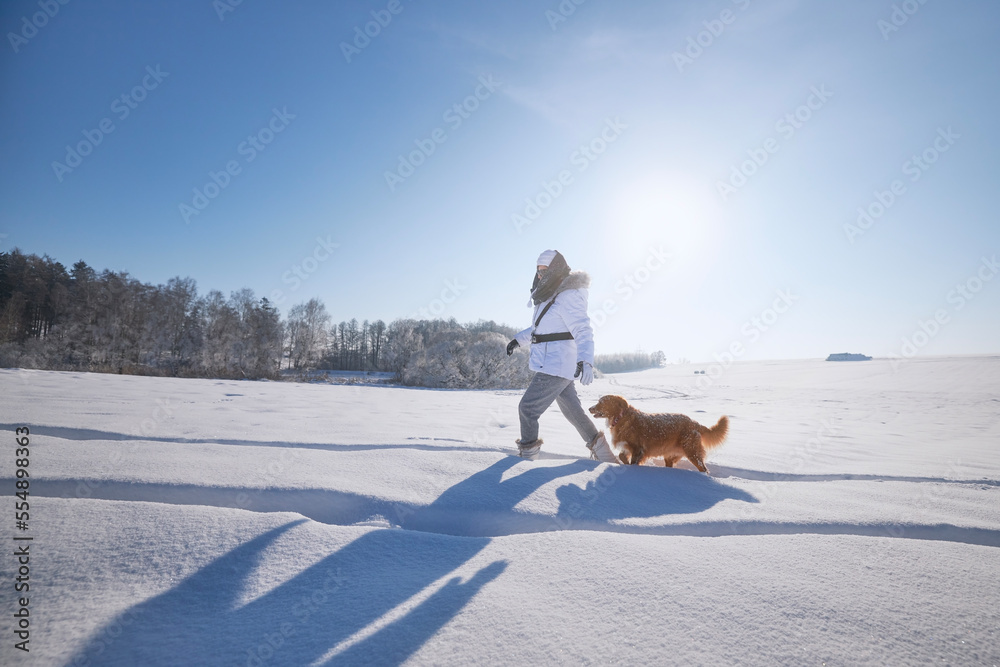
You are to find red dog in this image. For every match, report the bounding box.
[589,395,728,472]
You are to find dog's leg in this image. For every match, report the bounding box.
[663,456,680,468]
[631,445,646,465]
[617,442,639,465]
[682,435,709,473]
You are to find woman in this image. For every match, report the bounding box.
[506,250,619,463]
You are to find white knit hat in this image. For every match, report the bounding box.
[536,250,557,267]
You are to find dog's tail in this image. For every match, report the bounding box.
[698,415,729,449]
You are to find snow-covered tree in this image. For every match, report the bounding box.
[286,298,330,370]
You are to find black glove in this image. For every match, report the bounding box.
[574,361,583,377]
[506,339,520,356]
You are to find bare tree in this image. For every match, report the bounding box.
[369,319,386,369]
[286,298,330,370]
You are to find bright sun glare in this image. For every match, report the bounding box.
[606,171,722,269]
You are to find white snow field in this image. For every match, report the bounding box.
[1,356,999,666]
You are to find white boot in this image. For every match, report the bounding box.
[516,439,542,460]
[587,432,619,464]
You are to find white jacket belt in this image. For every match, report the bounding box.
[515,275,595,381]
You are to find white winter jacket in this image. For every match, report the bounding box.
[514,271,595,381]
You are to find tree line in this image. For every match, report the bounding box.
[592,350,667,374]
[0,250,663,386]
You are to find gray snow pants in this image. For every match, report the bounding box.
[518,372,599,446]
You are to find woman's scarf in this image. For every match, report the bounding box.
[528,251,571,305]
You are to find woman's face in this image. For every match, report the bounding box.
[536,265,548,276]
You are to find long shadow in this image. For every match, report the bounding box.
[65,457,573,666]
[7,422,494,454]
[395,459,757,536]
[553,464,758,528]
[402,457,595,535]
[324,561,509,666]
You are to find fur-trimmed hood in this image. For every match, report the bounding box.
[553,270,590,295]
[526,270,590,307]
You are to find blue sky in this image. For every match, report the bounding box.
[2,0,998,363]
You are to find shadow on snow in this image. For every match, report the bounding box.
[65,457,755,665]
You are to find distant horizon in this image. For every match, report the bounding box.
[3,1,998,364]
